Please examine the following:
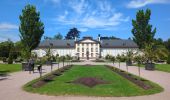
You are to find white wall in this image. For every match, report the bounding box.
[101,48,138,57]
[32,48,76,57]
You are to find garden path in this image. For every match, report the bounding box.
[0,62,170,100]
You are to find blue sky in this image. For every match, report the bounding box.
[0,0,170,42]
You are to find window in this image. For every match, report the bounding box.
[82,53,84,57]
[91,53,93,57]
[77,48,79,52]
[87,43,89,46]
[91,43,93,46]
[77,44,79,46]
[91,48,93,52]
[82,48,84,52]
[82,43,84,46]
[96,47,98,52]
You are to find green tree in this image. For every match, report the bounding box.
[143,43,168,63]
[65,27,80,39]
[132,9,156,49]
[0,40,14,58]
[167,54,170,64]
[164,38,170,52]
[54,33,63,40]
[19,4,44,58]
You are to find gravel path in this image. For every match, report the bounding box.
[0,62,170,100]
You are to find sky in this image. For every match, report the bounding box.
[0,0,170,42]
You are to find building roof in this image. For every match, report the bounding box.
[36,39,138,49]
[37,40,75,48]
[101,39,138,48]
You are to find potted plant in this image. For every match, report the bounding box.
[125,50,134,66]
[143,43,168,70]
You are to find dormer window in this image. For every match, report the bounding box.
[67,43,70,46]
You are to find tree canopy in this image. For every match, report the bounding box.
[19,4,44,54]
[65,27,80,39]
[54,33,63,40]
[132,9,156,49]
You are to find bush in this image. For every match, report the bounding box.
[116,54,126,62]
[105,54,112,60]
[167,54,170,64]
[8,52,13,64]
[1,57,7,62]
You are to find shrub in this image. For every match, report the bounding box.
[1,57,7,62]
[167,54,170,64]
[8,52,13,64]
[105,54,112,60]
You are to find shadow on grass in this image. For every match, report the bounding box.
[0,71,10,77]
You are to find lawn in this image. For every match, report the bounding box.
[0,64,21,74]
[155,64,170,73]
[134,64,170,73]
[24,65,163,96]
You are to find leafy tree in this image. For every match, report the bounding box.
[19,4,44,58]
[143,43,168,64]
[44,36,53,40]
[164,38,170,52]
[154,38,164,46]
[65,27,80,39]
[132,9,156,49]
[0,40,14,58]
[100,36,120,40]
[167,54,170,64]
[54,33,63,40]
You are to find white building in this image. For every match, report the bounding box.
[33,36,138,60]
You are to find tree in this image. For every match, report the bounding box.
[134,55,143,76]
[167,54,170,64]
[65,27,80,39]
[164,38,170,52]
[19,4,44,58]
[143,43,168,69]
[132,9,156,49]
[54,33,63,40]
[100,36,120,40]
[0,40,14,58]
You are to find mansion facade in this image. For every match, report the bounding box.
[33,36,138,60]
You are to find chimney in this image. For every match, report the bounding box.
[98,34,101,41]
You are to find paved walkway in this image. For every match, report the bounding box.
[0,62,170,100]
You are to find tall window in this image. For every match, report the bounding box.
[96,47,98,52]
[82,43,84,46]
[91,53,93,57]
[77,48,79,52]
[82,53,84,57]
[91,48,93,52]
[91,43,93,46]
[82,48,84,52]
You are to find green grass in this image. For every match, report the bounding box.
[0,64,21,74]
[24,65,163,97]
[134,64,170,73]
[155,64,170,73]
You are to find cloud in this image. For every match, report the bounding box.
[44,0,60,4]
[53,0,129,30]
[0,32,19,42]
[127,0,170,8]
[79,27,88,32]
[0,23,19,42]
[0,23,18,30]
